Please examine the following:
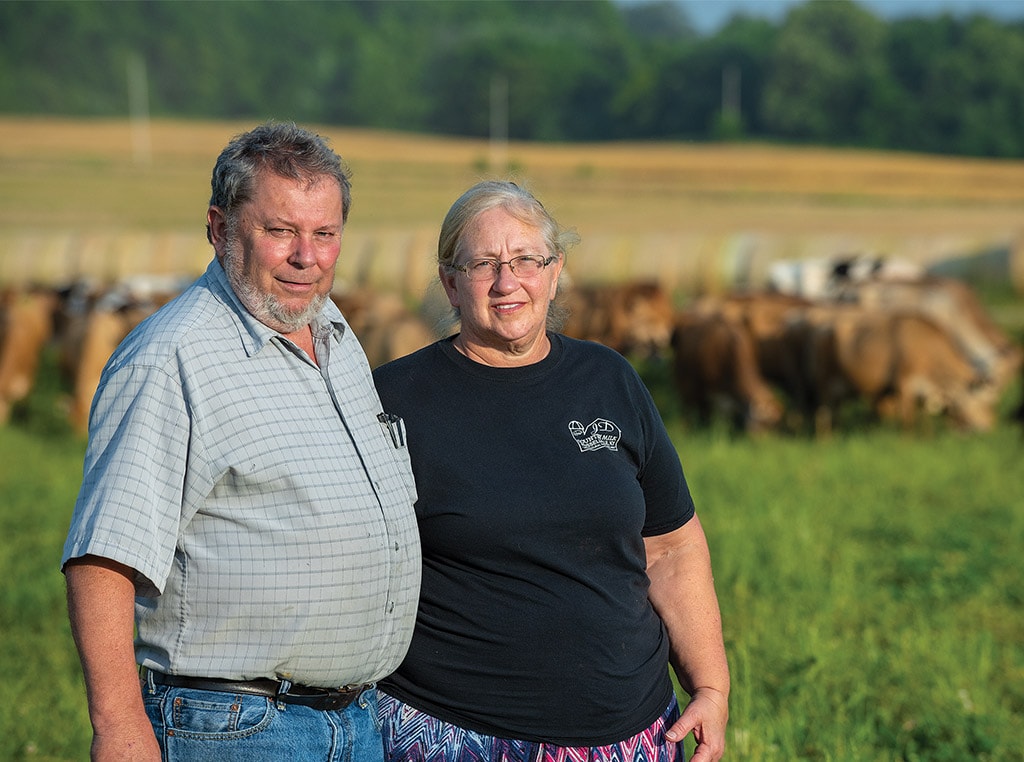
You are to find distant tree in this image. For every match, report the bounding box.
[920,16,1024,157]
[859,15,957,150]
[326,1,438,128]
[761,0,889,144]
[707,17,778,139]
[620,15,775,140]
[422,1,637,141]
[619,0,696,42]
[0,1,136,114]
[866,14,1024,157]
[2,0,1024,156]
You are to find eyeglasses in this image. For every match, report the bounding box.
[448,255,557,282]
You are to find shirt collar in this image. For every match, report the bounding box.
[205,258,347,357]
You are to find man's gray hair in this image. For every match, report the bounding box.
[207,121,352,242]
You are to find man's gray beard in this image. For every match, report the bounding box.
[221,239,331,334]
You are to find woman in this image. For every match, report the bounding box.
[374,181,729,762]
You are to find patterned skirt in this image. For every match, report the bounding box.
[378,691,685,762]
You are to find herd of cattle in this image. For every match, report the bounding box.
[563,263,1024,434]
[1,257,1022,436]
[671,280,1022,434]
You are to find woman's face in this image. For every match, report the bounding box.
[440,206,563,365]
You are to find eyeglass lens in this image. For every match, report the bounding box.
[461,256,548,280]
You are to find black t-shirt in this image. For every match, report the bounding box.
[373,333,695,745]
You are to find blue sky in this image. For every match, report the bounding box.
[676,0,1024,33]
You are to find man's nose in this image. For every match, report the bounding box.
[288,235,318,267]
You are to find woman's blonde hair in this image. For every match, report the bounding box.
[437,181,579,329]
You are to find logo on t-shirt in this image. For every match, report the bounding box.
[568,418,621,453]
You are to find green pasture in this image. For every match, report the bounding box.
[2,351,1022,761]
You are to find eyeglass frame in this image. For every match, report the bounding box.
[446,254,558,281]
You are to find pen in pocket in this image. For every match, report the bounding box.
[377,412,405,448]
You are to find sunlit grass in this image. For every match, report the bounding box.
[676,427,1024,760]
[3,353,1022,760]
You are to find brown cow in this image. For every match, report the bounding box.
[332,288,437,369]
[0,287,58,424]
[671,308,784,433]
[691,291,814,424]
[65,277,185,434]
[562,280,675,357]
[841,275,1022,395]
[53,278,105,387]
[68,308,132,434]
[787,304,997,434]
[358,312,436,370]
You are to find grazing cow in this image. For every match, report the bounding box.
[332,288,437,369]
[562,280,675,357]
[692,291,814,423]
[787,304,997,434]
[68,307,132,434]
[65,276,186,434]
[841,275,1022,395]
[0,287,58,423]
[358,312,436,370]
[53,278,105,387]
[670,309,784,433]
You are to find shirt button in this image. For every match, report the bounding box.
[388,601,395,613]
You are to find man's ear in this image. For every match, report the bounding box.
[207,206,228,255]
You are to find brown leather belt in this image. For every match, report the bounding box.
[146,670,371,711]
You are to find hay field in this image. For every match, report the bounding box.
[2,117,1023,294]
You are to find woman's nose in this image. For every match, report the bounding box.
[491,262,520,292]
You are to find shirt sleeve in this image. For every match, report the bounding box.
[62,359,191,597]
[630,366,696,536]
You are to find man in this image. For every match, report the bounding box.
[62,122,420,761]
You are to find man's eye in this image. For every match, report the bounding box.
[470,260,496,272]
[268,228,293,238]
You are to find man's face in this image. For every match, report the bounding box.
[209,171,344,335]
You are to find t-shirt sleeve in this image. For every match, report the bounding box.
[629,365,696,536]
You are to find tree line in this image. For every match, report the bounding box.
[2,0,1024,158]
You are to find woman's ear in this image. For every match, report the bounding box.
[439,264,460,308]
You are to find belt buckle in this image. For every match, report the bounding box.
[337,683,368,710]
[278,681,367,711]
[323,692,351,711]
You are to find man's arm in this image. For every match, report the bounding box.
[65,555,161,761]
[645,515,730,762]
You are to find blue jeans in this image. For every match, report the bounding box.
[142,674,384,762]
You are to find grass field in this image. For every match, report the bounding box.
[2,358,1022,761]
[2,118,1023,759]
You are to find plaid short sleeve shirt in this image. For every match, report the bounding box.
[62,259,421,687]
